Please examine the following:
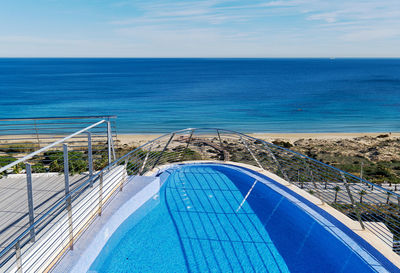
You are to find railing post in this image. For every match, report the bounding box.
[186,131,194,150]
[107,121,112,164]
[25,163,35,242]
[341,171,365,229]
[33,119,41,149]
[240,137,264,170]
[15,241,22,273]
[216,129,223,147]
[87,132,94,187]
[152,134,175,169]
[120,157,129,191]
[140,143,153,175]
[309,170,324,204]
[299,158,324,203]
[216,129,226,161]
[263,144,290,182]
[63,144,74,250]
[98,172,103,216]
[179,130,194,161]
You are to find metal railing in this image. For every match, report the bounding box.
[117,128,400,252]
[0,116,117,272]
[0,116,117,167]
[0,127,399,272]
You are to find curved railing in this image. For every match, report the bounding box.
[120,128,400,251]
[1,127,399,272]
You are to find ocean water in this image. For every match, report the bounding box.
[0,58,399,133]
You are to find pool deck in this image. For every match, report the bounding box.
[0,173,88,252]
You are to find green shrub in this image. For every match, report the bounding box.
[43,150,88,174]
[376,134,389,138]
[126,160,141,175]
[32,163,46,173]
[0,155,24,175]
[0,155,16,167]
[181,148,202,161]
[272,140,293,148]
[375,163,392,177]
[93,152,109,171]
[0,142,36,154]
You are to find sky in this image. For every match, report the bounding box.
[0,0,400,57]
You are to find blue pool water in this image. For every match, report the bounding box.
[1,58,400,133]
[89,164,395,272]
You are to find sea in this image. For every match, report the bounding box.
[0,58,399,133]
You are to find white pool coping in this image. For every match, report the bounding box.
[53,175,160,273]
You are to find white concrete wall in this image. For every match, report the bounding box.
[53,175,160,273]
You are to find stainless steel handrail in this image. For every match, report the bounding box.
[0,120,107,173]
[0,117,118,271]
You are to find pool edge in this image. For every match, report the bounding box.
[147,160,400,270]
[52,176,160,273]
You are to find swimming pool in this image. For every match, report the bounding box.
[89,163,398,273]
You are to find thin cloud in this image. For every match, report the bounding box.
[1,0,400,57]
[341,29,400,42]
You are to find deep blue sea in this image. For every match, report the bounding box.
[0,58,399,133]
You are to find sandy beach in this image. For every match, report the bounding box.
[116,132,400,146]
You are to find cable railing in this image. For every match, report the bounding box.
[0,127,399,272]
[0,116,117,167]
[0,116,117,272]
[127,128,400,253]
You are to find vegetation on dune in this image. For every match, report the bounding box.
[272,140,293,148]
[0,142,37,154]
[2,135,399,186]
[289,136,400,186]
[31,163,46,173]
[0,143,203,177]
[323,158,400,185]
[0,155,24,177]
[42,150,88,174]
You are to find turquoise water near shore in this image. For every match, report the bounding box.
[0,58,399,133]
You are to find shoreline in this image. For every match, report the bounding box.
[2,132,399,147]
[116,132,400,146]
[249,132,400,140]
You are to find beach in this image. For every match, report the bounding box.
[116,132,400,146]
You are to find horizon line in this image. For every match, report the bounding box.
[1,57,400,59]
